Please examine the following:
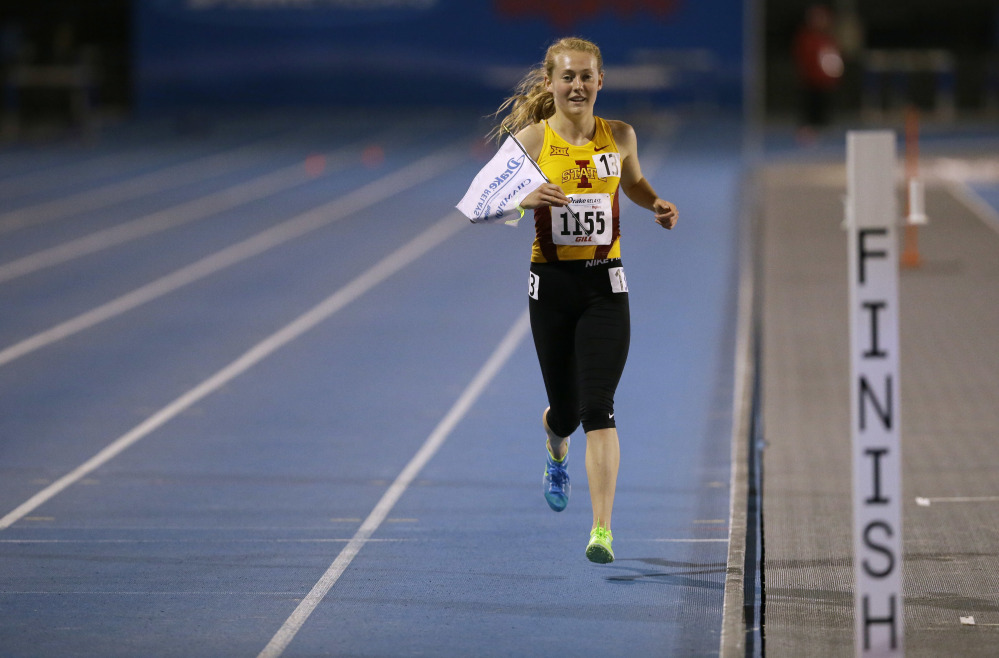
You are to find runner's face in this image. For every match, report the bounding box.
[547,51,603,118]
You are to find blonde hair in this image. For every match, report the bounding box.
[489,37,604,142]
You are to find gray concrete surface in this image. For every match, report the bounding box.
[759,154,999,657]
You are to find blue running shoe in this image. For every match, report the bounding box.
[543,445,570,512]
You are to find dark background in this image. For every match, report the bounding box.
[0,0,131,113]
[1,0,997,123]
[765,0,999,118]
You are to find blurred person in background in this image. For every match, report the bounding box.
[793,4,844,143]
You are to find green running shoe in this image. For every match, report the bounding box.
[586,526,614,564]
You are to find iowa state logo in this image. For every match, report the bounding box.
[562,159,598,189]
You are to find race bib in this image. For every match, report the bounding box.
[592,152,621,179]
[609,266,629,293]
[551,193,613,246]
[528,271,540,300]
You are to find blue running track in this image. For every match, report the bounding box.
[0,110,746,657]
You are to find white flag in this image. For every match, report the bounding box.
[456,136,544,225]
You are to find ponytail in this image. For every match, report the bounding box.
[488,67,555,143]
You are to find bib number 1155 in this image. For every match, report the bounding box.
[552,193,613,245]
[559,209,605,237]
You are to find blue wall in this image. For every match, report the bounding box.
[135,0,745,110]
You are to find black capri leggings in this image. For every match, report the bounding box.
[528,259,630,437]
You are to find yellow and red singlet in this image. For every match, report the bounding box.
[531,116,622,263]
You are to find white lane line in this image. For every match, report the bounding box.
[0,150,168,201]
[0,115,279,199]
[1,591,313,596]
[0,156,332,283]
[944,179,999,237]
[720,167,759,656]
[0,212,467,532]
[646,538,730,543]
[0,123,325,234]
[4,525,364,530]
[0,539,408,544]
[915,496,999,507]
[257,310,532,658]
[0,147,464,368]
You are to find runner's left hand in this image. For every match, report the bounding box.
[653,199,678,230]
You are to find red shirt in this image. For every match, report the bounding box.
[794,27,842,90]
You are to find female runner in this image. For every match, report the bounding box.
[491,37,677,563]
